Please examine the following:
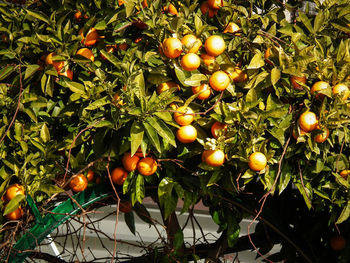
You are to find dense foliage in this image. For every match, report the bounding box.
[1,0,350,262]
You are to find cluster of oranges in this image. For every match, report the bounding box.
[111,151,158,185]
[69,170,97,193]
[2,184,25,220]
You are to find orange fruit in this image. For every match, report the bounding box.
[5,184,25,201]
[86,170,95,182]
[264,48,273,65]
[332,83,350,100]
[74,10,82,21]
[314,127,329,143]
[119,43,128,50]
[181,53,200,71]
[162,37,183,59]
[340,170,350,179]
[292,125,308,140]
[58,68,73,80]
[176,125,197,143]
[223,22,240,34]
[164,3,178,16]
[330,236,346,251]
[209,71,230,91]
[174,106,194,126]
[181,34,202,53]
[119,201,132,213]
[134,37,143,43]
[211,121,227,138]
[76,48,94,62]
[137,157,157,176]
[111,167,128,185]
[227,67,247,83]
[202,149,225,167]
[200,1,218,18]
[79,28,99,46]
[205,35,225,56]
[201,53,215,66]
[135,147,148,157]
[5,206,23,221]
[192,83,211,100]
[311,81,329,100]
[118,0,124,5]
[113,92,125,107]
[248,152,267,172]
[208,0,223,9]
[69,174,88,192]
[157,82,180,94]
[122,152,140,172]
[290,75,307,91]
[298,111,318,132]
[95,176,102,184]
[45,52,64,72]
[141,0,147,8]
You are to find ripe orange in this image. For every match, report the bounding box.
[135,147,148,158]
[162,37,183,59]
[209,71,230,91]
[202,149,225,167]
[292,125,308,140]
[192,83,211,100]
[340,170,350,179]
[141,0,147,8]
[205,35,226,56]
[174,106,194,126]
[111,167,128,185]
[157,82,180,94]
[181,34,202,53]
[118,0,124,5]
[134,37,143,43]
[290,75,307,90]
[200,53,215,66]
[74,10,82,21]
[119,43,128,50]
[79,28,99,46]
[101,45,116,60]
[264,48,273,65]
[314,127,329,143]
[122,152,140,172]
[211,121,227,138]
[5,206,23,221]
[69,174,88,192]
[119,200,132,213]
[58,68,73,80]
[223,22,240,34]
[200,1,218,18]
[181,53,200,71]
[248,152,267,172]
[298,111,318,132]
[76,48,94,62]
[5,184,25,201]
[227,67,247,83]
[163,3,178,16]
[176,125,197,143]
[330,236,346,251]
[86,170,95,182]
[45,52,64,72]
[137,157,157,176]
[332,83,350,100]
[208,0,223,9]
[311,81,329,100]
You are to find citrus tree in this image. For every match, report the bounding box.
[1,0,350,262]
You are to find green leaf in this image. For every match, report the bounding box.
[85,97,109,110]
[130,121,144,156]
[158,177,174,206]
[39,184,63,196]
[184,74,207,86]
[25,9,50,24]
[65,80,86,95]
[173,230,184,251]
[135,174,145,204]
[336,201,350,224]
[143,122,161,153]
[124,211,136,235]
[271,68,280,86]
[207,170,224,186]
[338,5,350,17]
[133,203,153,224]
[24,65,40,80]
[227,214,240,248]
[0,66,16,81]
[146,117,176,147]
[298,12,313,34]
[295,183,312,210]
[100,50,121,67]
[175,64,191,87]
[3,194,25,216]
[247,53,264,69]
[40,123,50,143]
[313,10,325,33]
